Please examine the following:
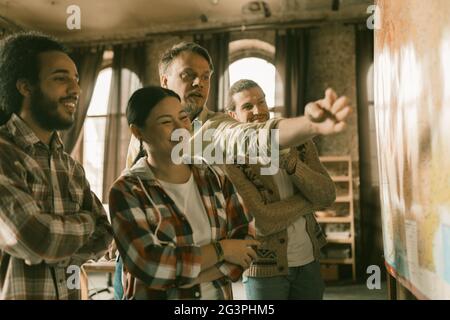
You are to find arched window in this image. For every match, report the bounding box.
[228,39,276,116]
[83,68,111,200]
[82,66,141,201]
[229,57,276,109]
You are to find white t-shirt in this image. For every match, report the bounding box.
[272,169,315,267]
[158,174,218,299]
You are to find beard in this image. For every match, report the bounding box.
[183,99,204,121]
[250,113,270,123]
[30,88,74,131]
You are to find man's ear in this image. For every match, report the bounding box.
[16,79,33,98]
[160,74,168,89]
[228,111,238,120]
[130,124,143,141]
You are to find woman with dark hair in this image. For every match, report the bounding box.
[108,86,258,300]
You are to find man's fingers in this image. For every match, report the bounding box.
[318,99,331,111]
[335,106,352,122]
[333,121,347,133]
[331,96,349,114]
[247,249,257,260]
[317,88,338,112]
[244,239,261,247]
[320,88,337,111]
[240,259,250,269]
[325,88,338,105]
[305,102,325,122]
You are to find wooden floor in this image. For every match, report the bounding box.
[323,281,388,300]
[86,274,388,300]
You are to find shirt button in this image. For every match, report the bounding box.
[279,238,285,244]
[194,291,200,298]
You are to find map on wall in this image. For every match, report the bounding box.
[374,0,450,299]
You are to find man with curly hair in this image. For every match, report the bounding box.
[0,32,112,300]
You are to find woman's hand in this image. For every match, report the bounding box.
[219,239,260,269]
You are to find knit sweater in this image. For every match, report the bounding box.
[223,140,336,277]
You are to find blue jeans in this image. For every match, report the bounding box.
[243,260,325,300]
[114,256,123,300]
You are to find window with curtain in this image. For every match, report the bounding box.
[228,57,276,117]
[82,67,141,201]
[82,68,112,200]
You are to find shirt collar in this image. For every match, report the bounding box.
[5,113,64,153]
[126,157,208,190]
[194,106,216,124]
[192,106,216,133]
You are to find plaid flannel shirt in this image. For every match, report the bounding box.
[109,158,254,300]
[0,114,113,300]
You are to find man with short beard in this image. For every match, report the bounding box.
[224,79,335,300]
[0,32,113,300]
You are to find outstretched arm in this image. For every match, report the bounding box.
[125,88,351,167]
[201,88,351,158]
